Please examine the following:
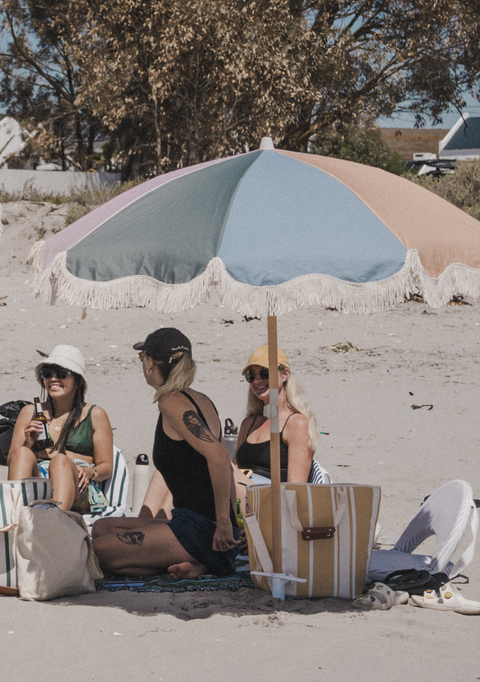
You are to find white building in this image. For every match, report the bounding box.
[439,113,480,160]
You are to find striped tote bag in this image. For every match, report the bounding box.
[0,478,52,594]
[245,483,381,599]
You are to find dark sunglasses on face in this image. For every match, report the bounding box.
[138,351,146,361]
[40,365,72,380]
[245,368,269,383]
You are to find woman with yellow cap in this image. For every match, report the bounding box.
[233,345,319,484]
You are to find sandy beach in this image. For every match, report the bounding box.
[1,201,479,681]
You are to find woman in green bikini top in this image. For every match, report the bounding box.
[7,345,113,513]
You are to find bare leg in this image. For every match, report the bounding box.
[167,561,207,580]
[48,453,88,512]
[8,446,41,479]
[91,517,207,577]
[139,469,174,520]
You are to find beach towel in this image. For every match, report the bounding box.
[96,560,255,593]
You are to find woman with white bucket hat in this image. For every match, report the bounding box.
[8,345,113,513]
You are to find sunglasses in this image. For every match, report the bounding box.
[40,365,72,380]
[245,368,269,383]
[138,351,146,361]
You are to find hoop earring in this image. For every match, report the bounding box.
[146,369,153,375]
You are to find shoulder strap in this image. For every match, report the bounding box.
[246,415,258,437]
[281,412,295,433]
[180,391,221,441]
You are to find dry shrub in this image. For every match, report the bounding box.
[412,159,480,221]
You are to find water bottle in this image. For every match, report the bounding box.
[224,418,238,460]
[131,453,151,515]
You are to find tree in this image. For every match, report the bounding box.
[310,125,405,174]
[1,0,479,177]
[280,0,480,151]
[69,0,304,176]
[0,0,99,170]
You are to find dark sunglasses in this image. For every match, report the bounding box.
[245,368,269,383]
[138,351,146,361]
[40,365,72,380]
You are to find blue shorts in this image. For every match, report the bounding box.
[167,508,239,576]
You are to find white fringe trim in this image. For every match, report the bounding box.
[28,244,480,315]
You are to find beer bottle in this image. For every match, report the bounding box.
[33,397,54,449]
[236,498,244,532]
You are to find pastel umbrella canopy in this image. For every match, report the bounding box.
[28,140,480,598]
[29,144,480,314]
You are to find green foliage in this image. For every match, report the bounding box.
[310,126,406,175]
[2,0,480,178]
[411,159,480,220]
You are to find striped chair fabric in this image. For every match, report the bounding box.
[307,459,332,484]
[83,447,129,526]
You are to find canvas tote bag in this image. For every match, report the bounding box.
[0,478,52,595]
[244,483,381,599]
[16,500,103,601]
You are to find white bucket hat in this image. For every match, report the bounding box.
[35,345,87,390]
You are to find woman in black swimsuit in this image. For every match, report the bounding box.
[92,328,240,579]
[233,345,318,484]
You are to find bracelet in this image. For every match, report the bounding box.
[91,466,98,482]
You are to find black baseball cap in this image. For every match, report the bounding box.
[133,328,192,362]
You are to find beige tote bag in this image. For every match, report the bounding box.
[0,478,53,595]
[16,500,103,601]
[244,483,381,599]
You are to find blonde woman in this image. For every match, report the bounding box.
[92,328,240,579]
[233,345,319,484]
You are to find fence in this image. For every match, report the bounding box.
[0,169,121,197]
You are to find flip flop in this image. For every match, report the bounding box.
[352,583,409,611]
[411,582,480,615]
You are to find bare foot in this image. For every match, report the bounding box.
[168,561,208,580]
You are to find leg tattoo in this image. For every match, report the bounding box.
[117,531,145,546]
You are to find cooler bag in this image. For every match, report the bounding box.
[244,483,381,598]
[0,478,52,594]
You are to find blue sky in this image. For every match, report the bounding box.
[377,91,480,129]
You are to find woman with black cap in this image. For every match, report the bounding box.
[92,328,240,579]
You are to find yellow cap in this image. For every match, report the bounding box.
[241,345,290,375]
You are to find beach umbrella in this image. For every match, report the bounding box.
[28,137,480,598]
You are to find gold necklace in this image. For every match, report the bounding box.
[54,414,69,431]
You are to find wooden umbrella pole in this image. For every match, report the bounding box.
[267,313,282,577]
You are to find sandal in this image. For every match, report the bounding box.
[352,583,409,611]
[384,569,449,595]
[411,582,480,615]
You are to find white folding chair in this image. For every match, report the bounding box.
[307,458,332,484]
[83,447,129,527]
[367,479,478,582]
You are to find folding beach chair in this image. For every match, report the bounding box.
[307,458,332,484]
[83,447,129,527]
[367,479,478,582]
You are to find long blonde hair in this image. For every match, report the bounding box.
[246,370,319,452]
[153,353,197,403]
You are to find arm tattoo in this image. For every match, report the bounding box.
[182,410,215,442]
[117,531,145,546]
